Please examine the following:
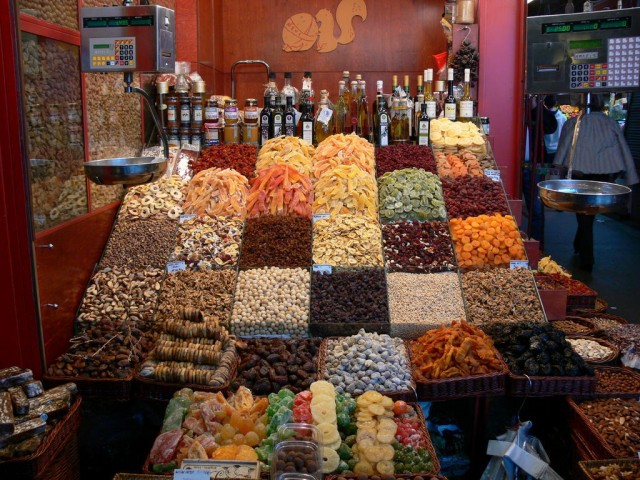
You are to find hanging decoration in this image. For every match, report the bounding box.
[450,40,479,86]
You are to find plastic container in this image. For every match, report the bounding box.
[270,440,322,480]
[277,423,323,444]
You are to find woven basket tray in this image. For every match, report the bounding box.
[571,431,598,463]
[566,335,619,365]
[406,340,508,401]
[578,458,640,480]
[43,372,133,401]
[573,297,608,315]
[576,313,628,337]
[0,397,82,479]
[317,337,417,402]
[571,366,640,399]
[551,317,596,337]
[567,397,625,460]
[507,371,596,397]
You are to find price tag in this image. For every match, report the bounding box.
[167,261,187,273]
[395,86,406,98]
[484,169,501,182]
[317,108,333,125]
[180,459,260,479]
[312,213,330,223]
[173,469,210,480]
[510,260,529,270]
[294,108,302,126]
[313,264,333,274]
[179,214,197,223]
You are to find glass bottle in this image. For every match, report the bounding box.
[243,99,259,145]
[342,71,351,108]
[334,80,348,134]
[374,94,390,147]
[224,99,240,144]
[203,99,220,147]
[403,75,414,140]
[265,72,279,108]
[459,68,474,120]
[414,75,424,140]
[299,71,314,113]
[284,96,296,137]
[391,98,410,143]
[357,80,370,139]
[444,68,457,121]
[315,91,334,144]
[260,94,272,145]
[271,96,285,138]
[280,72,298,107]
[156,81,169,130]
[166,91,179,129]
[424,69,437,119]
[299,100,315,145]
[191,80,206,128]
[373,80,384,113]
[417,103,430,146]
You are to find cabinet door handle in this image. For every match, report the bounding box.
[44,303,59,309]
[37,243,54,249]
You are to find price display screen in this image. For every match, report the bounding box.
[543,17,631,34]
[83,16,154,28]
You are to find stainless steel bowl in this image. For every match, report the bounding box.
[538,179,631,214]
[84,157,167,186]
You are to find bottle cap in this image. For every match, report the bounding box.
[269,72,276,80]
[193,81,206,93]
[448,68,454,80]
[355,74,362,80]
[343,70,350,77]
[284,72,292,79]
[351,81,358,86]
[338,80,346,86]
[417,75,423,84]
[156,81,169,94]
[304,71,312,77]
[464,68,471,82]
[404,74,409,85]
[435,80,445,92]
[376,80,383,89]
[392,75,398,85]
[425,68,433,82]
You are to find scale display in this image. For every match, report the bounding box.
[89,37,136,69]
[526,8,640,94]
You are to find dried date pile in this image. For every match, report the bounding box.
[374,144,437,177]
[442,176,510,219]
[191,144,257,179]
[239,215,312,269]
[310,269,389,327]
[382,220,456,273]
[231,338,321,394]
[578,397,640,457]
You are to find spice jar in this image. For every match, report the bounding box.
[242,124,259,145]
[179,126,191,147]
[224,99,239,125]
[205,99,219,123]
[190,128,202,149]
[203,123,220,147]
[456,0,475,24]
[191,81,205,128]
[180,95,191,126]
[166,92,179,129]
[244,98,258,124]
[168,128,180,147]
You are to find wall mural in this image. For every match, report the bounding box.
[282,0,367,53]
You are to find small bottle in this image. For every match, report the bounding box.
[271,96,285,138]
[444,68,457,121]
[349,80,359,133]
[423,69,437,119]
[299,71,314,113]
[315,91,334,144]
[244,98,259,124]
[205,99,219,123]
[156,81,169,130]
[265,72,279,108]
[334,80,348,135]
[434,80,446,118]
[166,91,179,129]
[260,94,272,145]
[374,94,390,147]
[284,96,296,137]
[280,71,298,106]
[417,103,430,146]
[299,100,315,145]
[357,80,370,139]
[191,80,206,128]
[459,68,474,120]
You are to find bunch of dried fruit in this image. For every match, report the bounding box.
[246,164,313,219]
[313,133,375,178]
[378,168,446,223]
[257,136,314,177]
[183,168,249,219]
[313,215,384,267]
[313,164,377,219]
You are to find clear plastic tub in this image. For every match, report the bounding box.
[271,440,322,480]
[277,423,322,444]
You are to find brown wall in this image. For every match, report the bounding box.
[198,0,447,102]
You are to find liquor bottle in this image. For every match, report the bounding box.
[459,68,474,120]
[444,68,457,121]
[334,80,348,134]
[270,96,284,138]
[390,74,401,107]
[417,103,430,146]
[374,94,390,147]
[403,75,414,140]
[342,71,351,110]
[357,80,370,139]
[284,96,296,136]
[391,98,410,143]
[423,68,437,119]
[299,71,314,114]
[373,80,384,112]
[299,100,315,144]
[265,72,279,108]
[315,93,334,144]
[414,75,424,140]
[280,71,299,106]
[260,94,272,145]
[349,80,359,134]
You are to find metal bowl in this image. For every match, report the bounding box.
[538,179,631,214]
[84,157,167,186]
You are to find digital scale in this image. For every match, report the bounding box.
[80,4,175,73]
[526,7,640,94]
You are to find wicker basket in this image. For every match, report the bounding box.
[578,458,640,480]
[573,297,608,315]
[551,317,596,337]
[571,431,598,463]
[317,337,417,402]
[43,373,133,401]
[507,371,596,397]
[566,335,619,365]
[575,313,628,336]
[407,340,508,401]
[567,397,621,460]
[571,366,640,399]
[0,397,82,479]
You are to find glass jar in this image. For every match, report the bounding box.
[190,128,202,149]
[66,102,81,124]
[244,98,259,124]
[166,93,179,129]
[224,124,240,144]
[180,95,191,126]
[205,99,219,123]
[179,127,191,147]
[203,123,220,147]
[191,80,206,128]
[168,128,180,147]
[456,0,475,24]
[224,99,239,125]
[242,124,259,145]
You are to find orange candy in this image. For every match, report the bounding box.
[450,214,526,268]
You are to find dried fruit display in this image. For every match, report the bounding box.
[191,144,258,180]
[313,215,384,267]
[257,136,314,177]
[313,164,378,219]
[442,176,510,219]
[450,213,526,268]
[374,144,437,177]
[246,164,313,219]
[119,175,187,221]
[313,133,375,179]
[429,118,485,158]
[435,151,483,178]
[183,167,249,219]
[378,169,446,223]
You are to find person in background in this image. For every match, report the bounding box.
[554,94,639,272]
[542,95,566,165]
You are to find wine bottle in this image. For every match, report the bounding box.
[270,96,284,137]
[417,103,430,146]
[299,71,314,113]
[260,94,272,145]
[459,68,474,120]
[374,94,390,147]
[423,69,437,119]
[444,68,457,121]
[334,80,348,134]
[299,100,314,144]
[403,75,414,139]
[357,80,370,139]
[349,80,359,134]
[284,96,296,136]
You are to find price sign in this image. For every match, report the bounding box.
[317,108,333,125]
[180,459,260,479]
[167,261,187,273]
[173,469,210,480]
[179,214,197,223]
[510,260,529,270]
[313,264,333,274]
[312,213,330,223]
[484,169,501,182]
[294,109,302,126]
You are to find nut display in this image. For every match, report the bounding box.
[551,319,594,336]
[257,136,315,177]
[246,164,313,219]
[119,175,187,221]
[378,169,446,223]
[442,176,510,219]
[192,144,258,180]
[170,215,242,269]
[313,164,378,219]
[578,398,640,457]
[231,338,321,394]
[588,315,627,332]
[310,269,389,327]
[183,167,249,219]
[374,144,437,177]
[430,118,486,158]
[20,0,78,30]
[155,269,236,327]
[322,330,413,395]
[450,214,526,268]
[231,267,310,337]
[313,133,375,179]
[462,269,546,326]
[313,215,384,267]
[100,217,178,270]
[382,221,456,273]
[584,461,640,480]
[239,215,312,269]
[567,338,615,362]
[91,184,125,210]
[388,272,466,338]
[606,324,640,350]
[595,367,640,395]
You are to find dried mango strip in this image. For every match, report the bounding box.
[313,133,375,178]
[313,164,378,219]
[183,167,249,220]
[246,164,313,219]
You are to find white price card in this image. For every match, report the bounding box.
[167,261,187,273]
[312,213,330,222]
[179,214,197,223]
[180,459,260,479]
[484,169,501,182]
[510,260,529,270]
[173,469,210,480]
[317,108,333,125]
[313,264,333,274]
[294,109,302,126]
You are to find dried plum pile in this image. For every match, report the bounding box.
[484,322,594,377]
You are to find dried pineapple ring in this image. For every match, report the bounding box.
[142,196,154,206]
[353,460,375,476]
[150,184,161,193]
[310,394,334,407]
[364,445,385,463]
[167,206,182,219]
[317,423,340,444]
[140,207,151,218]
[367,403,386,416]
[310,380,336,397]
[154,200,165,210]
[321,447,340,473]
[170,188,183,200]
[376,460,395,475]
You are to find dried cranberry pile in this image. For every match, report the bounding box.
[442,176,510,219]
[375,144,437,177]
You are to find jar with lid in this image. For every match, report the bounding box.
[191,81,206,128]
[205,99,219,124]
[179,126,191,147]
[180,95,191,126]
[224,99,239,125]
[190,128,202,149]
[455,0,475,24]
[244,98,259,124]
[47,104,61,125]
[168,128,180,147]
[203,123,220,147]
[66,103,81,124]
[156,80,169,129]
[166,92,179,129]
